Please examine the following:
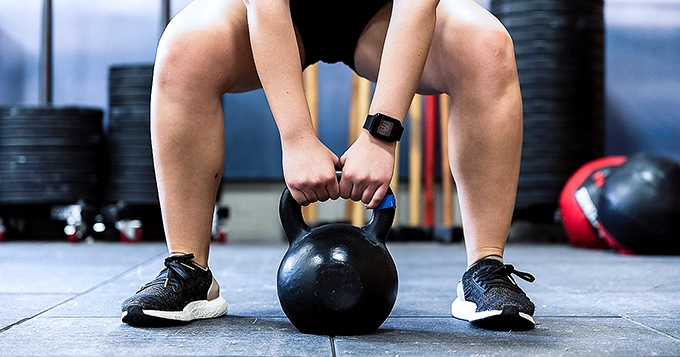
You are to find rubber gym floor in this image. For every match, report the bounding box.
[1,240,679,356]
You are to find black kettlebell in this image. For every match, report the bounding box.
[277,177,399,335]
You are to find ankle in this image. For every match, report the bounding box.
[467,254,503,270]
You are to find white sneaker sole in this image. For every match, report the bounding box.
[125,296,228,322]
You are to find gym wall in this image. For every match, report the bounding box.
[0,0,679,241]
[0,0,678,181]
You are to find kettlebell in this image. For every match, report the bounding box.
[277,178,399,335]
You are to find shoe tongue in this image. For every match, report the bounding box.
[471,258,504,272]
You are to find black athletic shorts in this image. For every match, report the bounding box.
[290,0,390,70]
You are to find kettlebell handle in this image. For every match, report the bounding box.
[279,173,396,245]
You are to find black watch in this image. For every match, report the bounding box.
[363,113,404,142]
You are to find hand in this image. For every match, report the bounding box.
[282,134,341,206]
[339,131,396,209]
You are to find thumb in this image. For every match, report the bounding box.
[337,154,347,169]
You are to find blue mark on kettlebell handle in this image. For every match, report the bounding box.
[376,193,396,211]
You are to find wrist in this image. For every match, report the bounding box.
[360,130,398,152]
[280,129,317,148]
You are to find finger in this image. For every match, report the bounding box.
[305,187,320,204]
[350,180,364,202]
[326,178,340,200]
[361,184,379,207]
[290,187,311,206]
[314,184,330,202]
[338,173,352,200]
[366,185,388,210]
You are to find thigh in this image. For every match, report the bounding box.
[157,0,298,95]
[353,0,508,95]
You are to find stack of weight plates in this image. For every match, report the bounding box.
[490,0,605,219]
[0,106,103,205]
[106,64,159,205]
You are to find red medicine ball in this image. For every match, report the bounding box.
[559,156,627,249]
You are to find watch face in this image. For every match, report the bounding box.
[377,120,393,137]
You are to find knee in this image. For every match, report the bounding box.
[153,32,208,98]
[439,18,518,93]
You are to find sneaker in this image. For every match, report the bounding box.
[451,258,535,331]
[121,254,228,327]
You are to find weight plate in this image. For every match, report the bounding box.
[107,160,155,169]
[107,122,151,131]
[0,189,100,205]
[107,175,156,185]
[107,155,154,165]
[0,129,102,142]
[0,106,103,119]
[109,64,153,73]
[516,56,604,68]
[519,89,601,101]
[491,2,602,15]
[107,164,155,175]
[0,118,101,128]
[0,152,99,164]
[519,79,603,89]
[106,132,151,142]
[108,74,152,83]
[104,193,159,205]
[514,45,603,57]
[108,113,150,122]
[522,102,602,114]
[106,185,158,194]
[520,81,604,91]
[106,141,151,150]
[510,29,603,41]
[0,137,102,147]
[109,105,150,115]
[0,170,99,182]
[522,97,604,107]
[519,153,589,164]
[0,162,100,175]
[512,37,603,48]
[106,143,152,152]
[109,88,152,98]
[109,97,152,107]
[496,11,602,22]
[498,11,603,25]
[518,71,603,85]
[520,148,589,158]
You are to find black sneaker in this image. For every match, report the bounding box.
[121,254,228,327]
[451,258,535,331]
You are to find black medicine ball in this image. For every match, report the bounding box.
[597,153,680,255]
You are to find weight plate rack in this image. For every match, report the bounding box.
[0,106,104,240]
[489,0,605,221]
[105,64,163,242]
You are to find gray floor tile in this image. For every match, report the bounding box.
[336,316,680,356]
[0,293,75,329]
[628,316,680,340]
[529,291,614,317]
[1,241,680,356]
[0,316,332,357]
[0,242,166,294]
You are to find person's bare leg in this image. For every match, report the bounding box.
[434,1,522,267]
[151,0,261,268]
[354,0,522,268]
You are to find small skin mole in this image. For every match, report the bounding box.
[214,173,219,179]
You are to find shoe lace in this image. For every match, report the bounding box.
[137,254,197,292]
[474,264,535,290]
